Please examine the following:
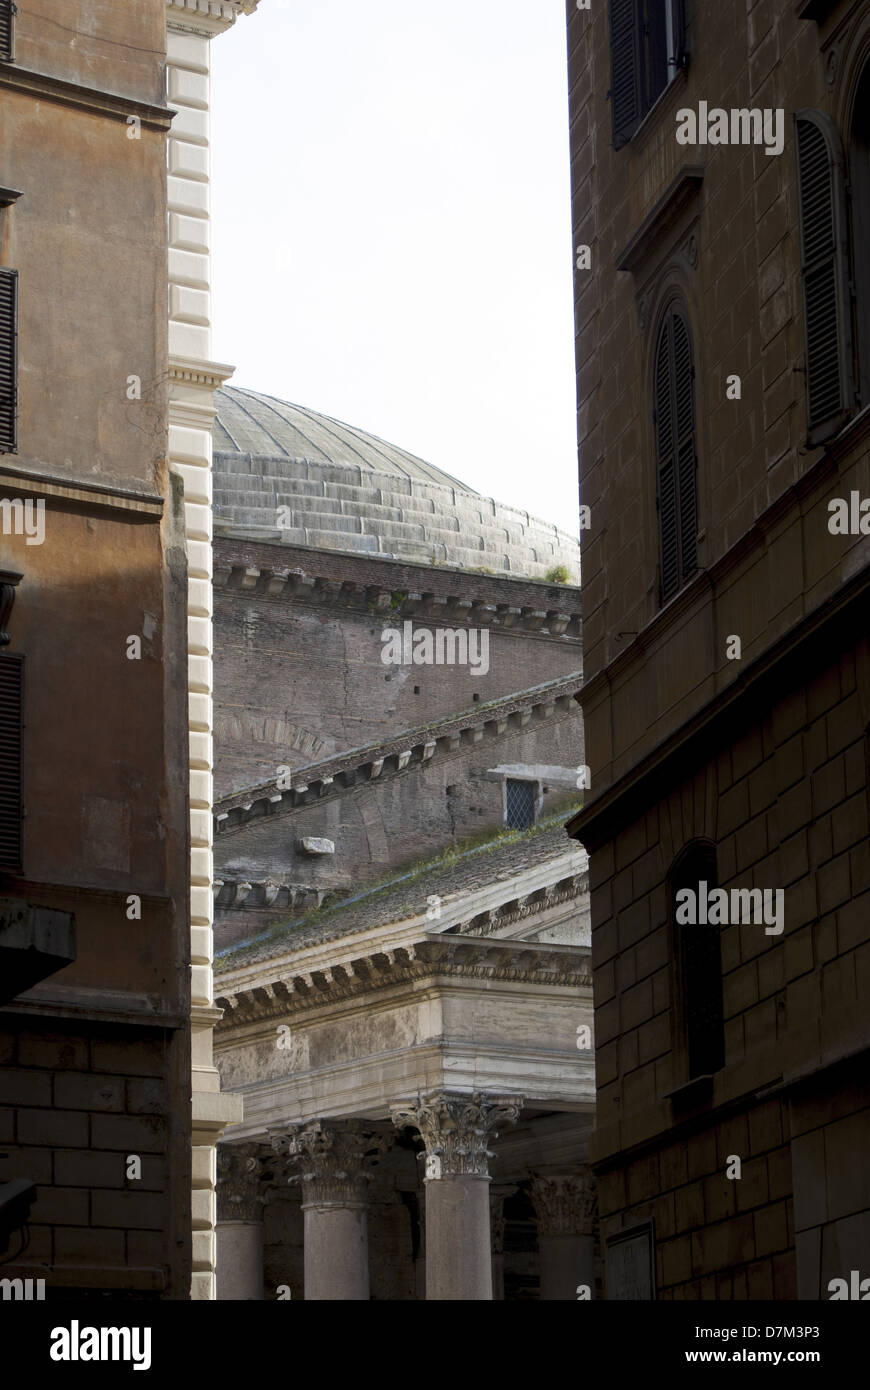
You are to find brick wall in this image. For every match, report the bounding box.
[0,1019,190,1297]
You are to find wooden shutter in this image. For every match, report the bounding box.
[0,653,23,872]
[795,111,854,442]
[0,269,17,454]
[609,0,643,149]
[0,1,13,63]
[655,307,697,603]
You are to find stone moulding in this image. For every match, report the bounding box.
[214,676,581,834]
[215,936,592,1026]
[213,560,581,639]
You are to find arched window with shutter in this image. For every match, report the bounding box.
[654,304,697,605]
[795,110,855,443]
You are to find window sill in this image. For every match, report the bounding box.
[619,66,689,155]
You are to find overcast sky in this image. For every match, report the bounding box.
[210,0,578,535]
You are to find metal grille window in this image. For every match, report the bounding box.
[609,0,687,149]
[505,779,536,831]
[654,304,697,604]
[0,1,13,63]
[671,843,724,1081]
[0,269,18,454]
[0,653,23,872]
[795,111,854,443]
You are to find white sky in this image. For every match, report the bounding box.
[211,0,579,536]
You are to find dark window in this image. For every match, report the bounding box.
[0,268,17,454]
[670,842,724,1081]
[505,779,536,830]
[795,111,854,443]
[849,64,870,410]
[0,652,23,872]
[654,304,697,603]
[609,0,687,149]
[0,1,13,64]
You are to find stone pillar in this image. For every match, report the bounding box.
[391,1091,523,1301]
[530,1171,597,1301]
[164,0,262,1300]
[216,1143,266,1300]
[272,1121,385,1301]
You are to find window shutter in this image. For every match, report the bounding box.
[609,0,643,149]
[655,307,697,603]
[0,653,23,873]
[0,1,13,63]
[795,111,854,442]
[0,269,17,454]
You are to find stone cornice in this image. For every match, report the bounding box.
[615,165,705,277]
[166,0,260,37]
[215,935,592,1028]
[213,557,582,641]
[214,676,581,833]
[0,464,164,518]
[169,356,236,391]
[0,66,175,130]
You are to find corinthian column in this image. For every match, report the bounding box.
[391,1091,523,1301]
[530,1171,597,1300]
[271,1120,385,1301]
[216,1143,267,1300]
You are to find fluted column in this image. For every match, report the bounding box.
[271,1121,385,1301]
[216,1143,267,1300]
[391,1091,522,1301]
[530,1171,597,1300]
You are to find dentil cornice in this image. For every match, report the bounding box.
[166,0,260,38]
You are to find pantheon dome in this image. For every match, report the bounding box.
[213,386,580,581]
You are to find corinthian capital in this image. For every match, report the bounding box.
[216,1142,268,1223]
[530,1171,597,1237]
[390,1091,523,1179]
[269,1120,387,1208]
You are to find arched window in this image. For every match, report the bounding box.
[849,62,870,410]
[654,305,697,604]
[794,110,854,442]
[669,841,724,1082]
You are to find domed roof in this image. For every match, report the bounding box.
[214,387,473,492]
[212,385,580,582]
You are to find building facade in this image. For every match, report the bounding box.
[0,0,191,1297]
[567,0,870,1299]
[210,391,596,1299]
